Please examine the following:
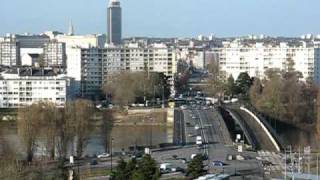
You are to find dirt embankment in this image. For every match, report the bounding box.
[112,108,168,126]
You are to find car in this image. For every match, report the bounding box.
[97,153,110,159]
[212,160,225,167]
[194,125,200,130]
[90,159,98,165]
[196,140,202,145]
[180,105,187,110]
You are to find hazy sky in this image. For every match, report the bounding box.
[1,0,320,37]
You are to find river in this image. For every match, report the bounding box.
[0,122,173,158]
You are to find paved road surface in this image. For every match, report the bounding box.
[184,106,263,176]
[229,108,278,152]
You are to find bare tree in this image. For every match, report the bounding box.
[317,89,320,139]
[203,62,228,101]
[102,110,114,153]
[103,72,169,107]
[17,104,42,163]
[56,103,74,159]
[70,100,95,157]
[250,70,317,127]
[103,72,137,106]
[37,102,59,160]
[0,137,22,180]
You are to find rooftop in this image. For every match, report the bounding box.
[5,68,57,77]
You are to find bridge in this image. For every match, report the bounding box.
[222,105,284,152]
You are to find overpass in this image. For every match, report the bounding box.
[222,105,284,152]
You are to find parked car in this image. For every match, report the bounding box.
[97,153,110,159]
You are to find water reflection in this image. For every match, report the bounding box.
[1,123,173,157]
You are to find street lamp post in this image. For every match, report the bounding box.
[149,117,153,148]
[162,84,165,108]
[110,137,114,172]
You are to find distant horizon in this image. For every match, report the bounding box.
[2,31,318,39]
[1,0,320,38]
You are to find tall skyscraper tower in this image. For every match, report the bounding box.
[107,0,122,45]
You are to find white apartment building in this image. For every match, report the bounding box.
[65,43,177,98]
[176,48,205,69]
[0,68,75,108]
[58,34,106,97]
[0,37,20,66]
[103,43,177,79]
[55,34,106,49]
[215,41,320,82]
[65,47,103,98]
[66,47,82,94]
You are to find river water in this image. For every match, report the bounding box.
[1,123,173,158]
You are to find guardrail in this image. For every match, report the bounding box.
[243,104,285,149]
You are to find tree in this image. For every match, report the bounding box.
[70,100,95,157]
[111,155,159,180]
[102,110,114,153]
[206,61,220,79]
[250,70,317,127]
[56,104,75,159]
[225,75,238,97]
[111,158,129,180]
[235,72,252,97]
[204,62,230,101]
[249,78,263,106]
[175,72,190,95]
[38,102,58,160]
[103,72,170,107]
[186,155,205,179]
[17,104,43,162]
[317,89,320,139]
[0,126,22,180]
[132,155,160,180]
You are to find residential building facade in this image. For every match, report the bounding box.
[0,37,20,66]
[0,68,75,108]
[43,41,66,68]
[214,41,320,82]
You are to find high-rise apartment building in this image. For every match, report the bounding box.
[65,43,177,98]
[107,0,122,45]
[214,41,320,82]
[80,48,103,97]
[43,41,66,68]
[0,37,20,66]
[102,43,177,80]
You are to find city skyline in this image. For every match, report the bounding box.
[1,0,320,38]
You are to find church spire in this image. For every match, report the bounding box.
[68,20,74,36]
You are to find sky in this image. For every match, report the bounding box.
[1,0,320,38]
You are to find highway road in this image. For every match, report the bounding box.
[176,105,264,177]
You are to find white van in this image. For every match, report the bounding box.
[196,136,202,145]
